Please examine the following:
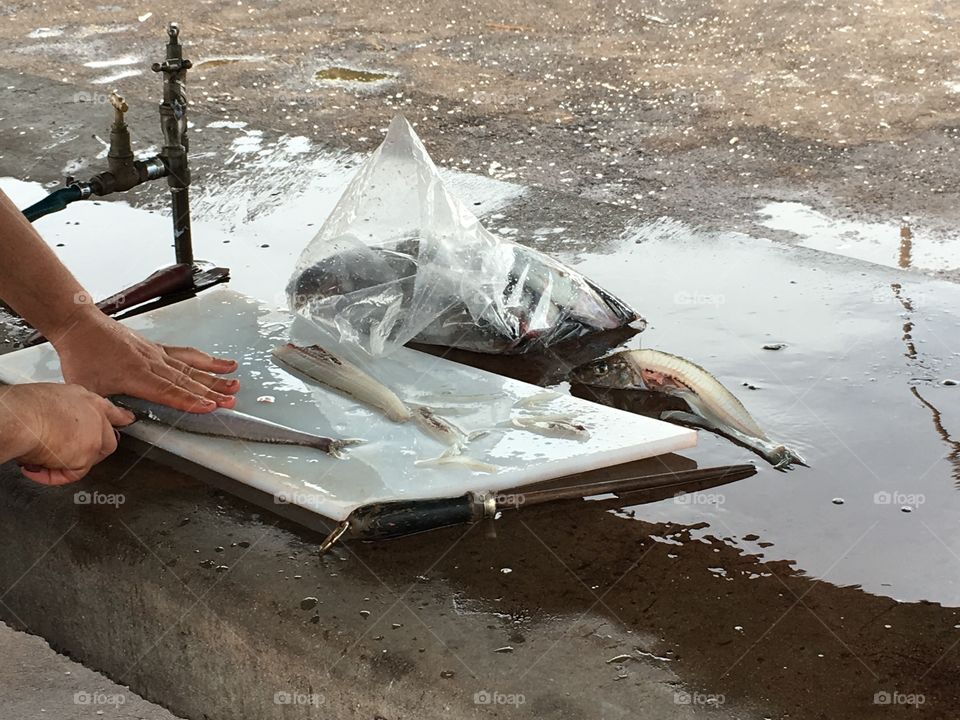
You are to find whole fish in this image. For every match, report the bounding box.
[113,395,361,459]
[272,343,412,422]
[569,349,806,469]
[272,343,467,448]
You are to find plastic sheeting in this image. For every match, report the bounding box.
[287,115,641,356]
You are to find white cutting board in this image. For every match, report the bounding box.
[0,288,695,521]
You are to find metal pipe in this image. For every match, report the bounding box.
[153,22,193,264]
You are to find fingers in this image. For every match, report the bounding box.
[163,346,239,376]
[102,398,136,427]
[155,364,236,410]
[136,372,220,413]
[21,465,91,486]
[99,416,119,460]
[167,357,240,397]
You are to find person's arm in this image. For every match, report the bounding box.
[0,189,239,412]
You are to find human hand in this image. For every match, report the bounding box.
[0,383,135,485]
[53,309,240,413]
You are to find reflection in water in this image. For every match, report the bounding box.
[911,387,960,484]
[889,280,960,483]
[899,224,913,269]
[890,282,916,359]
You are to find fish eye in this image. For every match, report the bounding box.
[595,361,608,374]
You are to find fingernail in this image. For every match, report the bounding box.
[114,429,121,441]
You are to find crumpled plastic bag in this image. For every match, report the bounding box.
[287,115,642,356]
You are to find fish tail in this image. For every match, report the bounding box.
[325,437,364,459]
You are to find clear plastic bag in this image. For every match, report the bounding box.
[287,115,641,356]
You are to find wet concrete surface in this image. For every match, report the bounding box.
[0,3,959,719]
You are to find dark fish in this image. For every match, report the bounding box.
[113,395,361,458]
[289,241,642,355]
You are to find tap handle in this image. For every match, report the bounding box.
[109,91,128,127]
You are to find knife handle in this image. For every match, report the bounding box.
[346,493,491,540]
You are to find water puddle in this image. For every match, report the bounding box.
[83,55,140,69]
[194,55,268,70]
[562,220,960,605]
[314,66,393,84]
[758,200,960,273]
[90,68,143,85]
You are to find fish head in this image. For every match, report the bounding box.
[570,353,694,394]
[568,354,640,388]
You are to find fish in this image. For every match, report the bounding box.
[23,263,200,346]
[289,240,643,355]
[569,349,806,469]
[273,343,471,450]
[504,413,591,441]
[570,349,767,438]
[414,447,498,473]
[410,405,469,447]
[112,395,361,459]
[272,343,412,422]
[513,390,561,409]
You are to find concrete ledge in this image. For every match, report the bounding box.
[5,437,960,719]
[0,447,727,720]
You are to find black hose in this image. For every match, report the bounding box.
[21,186,85,222]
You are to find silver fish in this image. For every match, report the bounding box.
[513,390,561,410]
[112,395,361,459]
[272,343,412,422]
[273,344,469,449]
[570,349,806,468]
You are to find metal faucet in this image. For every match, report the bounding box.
[22,22,196,265]
[153,22,193,263]
[16,22,230,339]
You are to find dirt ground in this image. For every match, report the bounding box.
[1,0,958,238]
